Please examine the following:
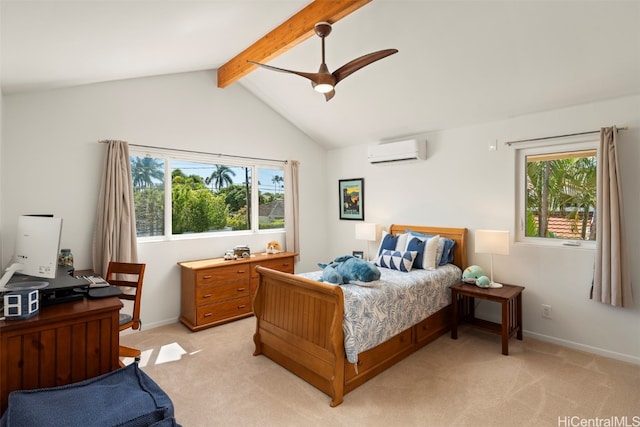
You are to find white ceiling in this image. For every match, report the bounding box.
[2,1,639,149]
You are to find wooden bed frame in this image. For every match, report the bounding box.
[252,225,468,407]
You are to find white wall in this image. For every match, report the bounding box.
[326,95,640,363]
[2,70,638,364]
[1,70,327,328]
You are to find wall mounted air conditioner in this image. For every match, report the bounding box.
[367,139,426,164]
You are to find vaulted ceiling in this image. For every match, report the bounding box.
[2,1,639,149]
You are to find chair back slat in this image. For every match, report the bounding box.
[105,262,146,331]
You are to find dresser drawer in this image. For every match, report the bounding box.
[196,282,250,306]
[197,296,252,325]
[196,264,250,285]
[251,257,294,278]
[416,305,450,343]
[345,328,413,381]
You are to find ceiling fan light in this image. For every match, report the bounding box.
[314,83,334,93]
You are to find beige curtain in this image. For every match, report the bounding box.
[284,160,300,261]
[591,127,633,307]
[92,140,139,277]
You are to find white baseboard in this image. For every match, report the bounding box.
[143,317,180,331]
[120,317,180,335]
[524,330,640,365]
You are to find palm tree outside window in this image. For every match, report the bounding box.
[516,139,598,245]
[129,153,284,238]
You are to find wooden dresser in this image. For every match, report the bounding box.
[178,252,295,331]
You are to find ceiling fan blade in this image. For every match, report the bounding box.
[248,60,328,86]
[332,49,398,85]
[324,89,336,102]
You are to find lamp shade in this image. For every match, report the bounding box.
[355,223,377,241]
[475,230,510,255]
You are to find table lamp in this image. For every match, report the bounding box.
[475,230,510,288]
[355,223,377,261]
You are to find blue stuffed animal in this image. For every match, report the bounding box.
[318,255,381,285]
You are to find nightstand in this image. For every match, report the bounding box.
[450,282,524,355]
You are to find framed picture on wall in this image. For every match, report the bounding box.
[339,178,364,220]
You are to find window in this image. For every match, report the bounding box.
[130,149,285,239]
[516,139,597,246]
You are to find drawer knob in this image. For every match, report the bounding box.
[203,294,212,299]
[202,275,212,279]
[204,312,213,317]
[237,288,246,292]
[238,304,246,309]
[237,270,246,274]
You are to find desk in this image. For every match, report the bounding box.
[450,282,524,355]
[0,296,122,413]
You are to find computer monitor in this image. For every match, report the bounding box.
[0,215,63,291]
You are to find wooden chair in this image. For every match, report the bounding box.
[104,261,146,367]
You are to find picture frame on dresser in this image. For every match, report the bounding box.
[339,178,364,220]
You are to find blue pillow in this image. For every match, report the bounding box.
[441,238,456,265]
[406,230,456,266]
[374,250,417,272]
[377,231,399,256]
[407,235,440,270]
[406,237,426,269]
[405,231,442,263]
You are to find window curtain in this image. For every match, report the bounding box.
[284,160,300,261]
[92,140,139,277]
[591,127,633,307]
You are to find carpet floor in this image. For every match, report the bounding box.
[120,317,639,427]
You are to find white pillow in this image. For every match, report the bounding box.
[395,233,409,252]
[423,235,440,270]
[404,232,446,267]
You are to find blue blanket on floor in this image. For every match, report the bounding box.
[1,363,179,427]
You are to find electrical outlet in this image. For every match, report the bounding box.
[542,304,552,318]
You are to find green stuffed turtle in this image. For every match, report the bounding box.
[462,265,486,284]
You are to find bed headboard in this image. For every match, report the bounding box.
[388,224,468,270]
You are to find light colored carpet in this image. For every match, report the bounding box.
[121,318,640,427]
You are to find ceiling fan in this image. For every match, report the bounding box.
[248,22,398,101]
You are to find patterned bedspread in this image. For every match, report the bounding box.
[298,264,461,364]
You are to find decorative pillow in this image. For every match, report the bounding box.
[375,232,414,257]
[394,233,410,252]
[405,237,425,268]
[406,230,456,266]
[376,231,399,257]
[405,231,444,264]
[406,235,439,270]
[441,238,456,265]
[374,250,417,272]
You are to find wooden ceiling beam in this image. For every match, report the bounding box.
[217,0,372,88]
